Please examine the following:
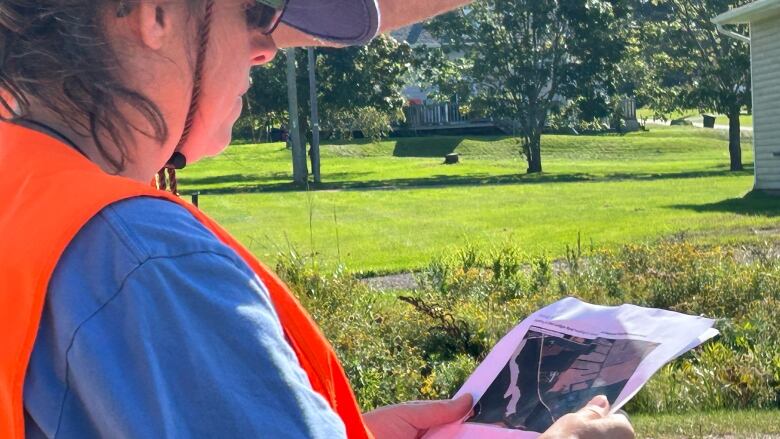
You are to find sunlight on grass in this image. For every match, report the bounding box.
[632,410,780,438]
[637,108,753,127]
[178,126,774,274]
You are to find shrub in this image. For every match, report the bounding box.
[322,107,392,142]
[276,239,780,412]
[352,107,392,141]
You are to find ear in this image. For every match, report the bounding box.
[136,3,170,50]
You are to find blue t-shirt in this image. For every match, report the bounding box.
[23,197,348,438]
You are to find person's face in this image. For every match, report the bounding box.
[107,0,279,178]
[177,0,279,162]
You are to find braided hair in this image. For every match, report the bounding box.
[154,0,215,197]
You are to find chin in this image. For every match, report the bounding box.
[203,133,233,158]
[178,141,227,166]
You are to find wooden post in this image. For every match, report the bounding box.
[285,48,308,184]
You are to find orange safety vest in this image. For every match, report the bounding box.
[0,122,373,438]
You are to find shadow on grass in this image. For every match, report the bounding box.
[180,172,290,186]
[671,189,780,217]
[179,171,373,187]
[181,166,754,195]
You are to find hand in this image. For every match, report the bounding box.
[539,395,634,439]
[363,394,473,439]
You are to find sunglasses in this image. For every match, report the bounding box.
[246,0,289,35]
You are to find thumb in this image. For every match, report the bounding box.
[577,395,610,420]
[402,394,474,429]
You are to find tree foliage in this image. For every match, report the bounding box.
[425,0,631,173]
[316,36,411,119]
[410,46,475,109]
[241,36,411,144]
[636,0,752,171]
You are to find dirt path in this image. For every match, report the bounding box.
[360,241,780,291]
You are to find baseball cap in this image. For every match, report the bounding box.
[261,0,380,46]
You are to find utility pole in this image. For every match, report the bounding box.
[285,48,308,184]
[307,47,321,184]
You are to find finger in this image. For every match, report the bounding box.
[400,394,474,429]
[590,414,635,439]
[577,395,610,420]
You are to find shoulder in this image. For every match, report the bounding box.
[26,198,346,438]
[48,196,254,308]
[99,196,243,263]
[47,195,267,334]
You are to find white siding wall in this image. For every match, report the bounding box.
[750,14,780,189]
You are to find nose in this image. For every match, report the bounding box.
[250,33,278,66]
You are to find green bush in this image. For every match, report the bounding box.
[276,240,780,413]
[352,107,392,141]
[322,107,392,142]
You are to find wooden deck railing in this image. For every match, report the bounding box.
[405,102,465,127]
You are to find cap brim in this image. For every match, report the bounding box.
[281,0,380,46]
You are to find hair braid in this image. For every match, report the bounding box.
[156,0,214,195]
[176,0,215,151]
[156,169,168,191]
[167,168,179,195]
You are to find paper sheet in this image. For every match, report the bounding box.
[424,297,718,439]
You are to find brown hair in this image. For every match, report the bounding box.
[0,1,200,172]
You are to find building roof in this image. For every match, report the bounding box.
[713,0,780,24]
[389,23,441,48]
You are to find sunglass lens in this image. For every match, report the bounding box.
[246,3,282,33]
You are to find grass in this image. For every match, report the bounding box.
[637,108,754,127]
[178,126,776,274]
[632,410,780,438]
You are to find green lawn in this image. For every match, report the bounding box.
[637,108,754,127]
[632,410,780,438]
[178,126,776,274]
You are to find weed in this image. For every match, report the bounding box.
[277,238,780,413]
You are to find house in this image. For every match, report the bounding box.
[390,23,441,104]
[714,0,780,190]
[389,23,639,133]
[390,23,441,48]
[391,23,493,132]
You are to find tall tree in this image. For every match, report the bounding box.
[245,54,288,130]
[244,36,410,142]
[641,0,751,171]
[241,36,411,182]
[425,0,630,173]
[316,36,411,119]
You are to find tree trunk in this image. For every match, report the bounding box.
[285,48,308,185]
[526,133,543,173]
[727,110,743,172]
[298,113,310,177]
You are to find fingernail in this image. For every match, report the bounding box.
[589,395,609,409]
[455,394,473,404]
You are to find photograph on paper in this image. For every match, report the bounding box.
[466,326,659,433]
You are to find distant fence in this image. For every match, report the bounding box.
[403,98,638,131]
[405,102,465,127]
